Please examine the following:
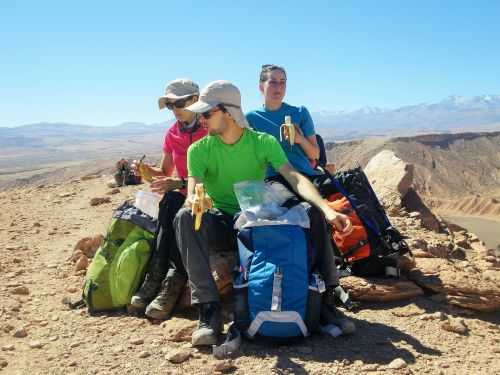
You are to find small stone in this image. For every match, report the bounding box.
[0,359,7,368]
[166,349,192,364]
[69,342,81,348]
[107,188,120,195]
[362,364,379,372]
[66,287,78,293]
[28,341,43,349]
[130,338,144,345]
[441,319,468,335]
[1,344,14,351]
[420,312,446,321]
[388,358,407,369]
[485,255,497,263]
[90,197,111,206]
[11,286,30,295]
[2,324,14,333]
[213,359,236,373]
[138,351,150,358]
[68,360,77,367]
[48,336,59,342]
[13,328,28,338]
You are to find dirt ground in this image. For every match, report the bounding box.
[0,176,499,375]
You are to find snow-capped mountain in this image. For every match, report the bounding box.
[313,95,500,140]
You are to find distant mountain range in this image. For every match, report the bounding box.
[2,95,500,146]
[313,95,500,140]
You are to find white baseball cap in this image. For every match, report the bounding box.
[158,78,199,110]
[185,80,249,128]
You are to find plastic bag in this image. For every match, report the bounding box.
[233,181,309,230]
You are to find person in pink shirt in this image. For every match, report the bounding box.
[128,79,207,320]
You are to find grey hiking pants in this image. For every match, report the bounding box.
[173,207,237,305]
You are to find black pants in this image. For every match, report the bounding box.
[150,191,187,278]
[174,207,237,304]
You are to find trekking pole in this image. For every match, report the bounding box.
[192,184,212,230]
[280,115,295,146]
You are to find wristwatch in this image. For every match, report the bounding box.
[180,177,187,189]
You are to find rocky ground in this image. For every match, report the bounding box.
[0,172,499,375]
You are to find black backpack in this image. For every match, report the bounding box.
[114,159,141,186]
[331,167,410,277]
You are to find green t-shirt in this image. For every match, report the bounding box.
[188,128,288,215]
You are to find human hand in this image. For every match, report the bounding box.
[150,177,182,195]
[324,208,352,234]
[292,125,304,144]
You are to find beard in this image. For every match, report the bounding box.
[208,129,220,136]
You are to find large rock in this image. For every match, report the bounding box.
[402,189,442,232]
[341,276,424,302]
[408,258,500,312]
[364,150,414,208]
[178,252,236,309]
[73,235,104,258]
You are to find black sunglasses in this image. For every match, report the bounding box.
[201,103,240,120]
[165,96,195,110]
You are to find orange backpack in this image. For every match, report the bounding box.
[327,193,371,262]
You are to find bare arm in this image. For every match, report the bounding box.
[295,131,320,161]
[278,163,350,232]
[160,153,175,176]
[138,153,172,178]
[149,153,184,194]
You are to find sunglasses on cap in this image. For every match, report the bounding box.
[165,96,195,110]
[201,103,239,120]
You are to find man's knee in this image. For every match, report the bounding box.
[173,207,193,230]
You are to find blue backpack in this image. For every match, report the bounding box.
[233,223,324,339]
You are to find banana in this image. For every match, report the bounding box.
[280,115,295,146]
[138,155,154,183]
[192,183,213,230]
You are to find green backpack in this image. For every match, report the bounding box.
[82,202,156,313]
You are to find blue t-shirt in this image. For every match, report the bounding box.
[246,102,320,177]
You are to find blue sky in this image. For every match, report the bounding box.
[1,0,499,127]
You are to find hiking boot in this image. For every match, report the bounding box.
[321,287,356,335]
[192,302,223,346]
[145,270,187,320]
[127,259,166,315]
[320,303,356,335]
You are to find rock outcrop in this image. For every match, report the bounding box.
[364,150,414,209]
[342,276,424,302]
[408,257,500,312]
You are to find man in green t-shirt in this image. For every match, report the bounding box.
[173,80,354,346]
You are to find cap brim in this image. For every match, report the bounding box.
[158,93,199,110]
[158,97,169,110]
[185,100,218,113]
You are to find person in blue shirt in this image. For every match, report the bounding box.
[246,65,355,335]
[246,64,335,197]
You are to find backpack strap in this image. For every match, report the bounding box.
[333,285,359,311]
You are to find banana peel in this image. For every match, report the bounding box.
[138,155,154,183]
[192,183,213,230]
[280,115,295,146]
